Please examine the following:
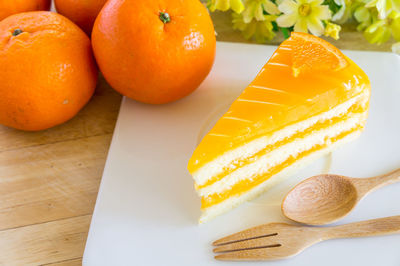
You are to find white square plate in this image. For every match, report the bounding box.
[83,42,400,266]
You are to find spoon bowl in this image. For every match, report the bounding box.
[282,169,400,225]
[282,174,359,225]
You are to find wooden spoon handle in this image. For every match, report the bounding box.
[322,216,400,240]
[354,168,400,196]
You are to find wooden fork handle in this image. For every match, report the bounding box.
[322,215,400,240]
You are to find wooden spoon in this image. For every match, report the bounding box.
[282,168,400,225]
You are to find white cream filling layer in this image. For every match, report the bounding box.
[193,90,370,186]
[198,111,367,197]
[199,130,363,223]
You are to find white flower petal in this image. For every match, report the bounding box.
[316,5,332,20]
[312,0,325,5]
[334,0,344,6]
[392,42,400,54]
[294,18,308,32]
[263,0,280,15]
[332,6,345,21]
[278,0,298,14]
[376,0,389,19]
[307,18,325,36]
[277,13,298,27]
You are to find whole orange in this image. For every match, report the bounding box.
[54,0,107,35]
[0,0,51,21]
[0,12,98,131]
[92,0,216,104]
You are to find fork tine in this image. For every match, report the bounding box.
[213,233,280,253]
[215,246,281,261]
[213,224,277,246]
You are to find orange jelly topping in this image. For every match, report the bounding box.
[188,35,370,175]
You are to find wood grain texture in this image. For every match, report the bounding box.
[0,215,91,266]
[0,134,111,230]
[353,168,400,195]
[213,216,400,261]
[41,258,82,266]
[282,174,358,225]
[0,11,392,266]
[282,169,400,225]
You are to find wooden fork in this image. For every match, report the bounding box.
[213,216,400,261]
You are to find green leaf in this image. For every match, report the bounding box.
[323,0,341,15]
[272,21,279,32]
[281,27,291,39]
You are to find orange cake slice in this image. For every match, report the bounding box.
[188,32,371,223]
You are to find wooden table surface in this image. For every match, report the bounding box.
[0,10,393,266]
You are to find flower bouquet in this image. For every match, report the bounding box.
[205,0,400,51]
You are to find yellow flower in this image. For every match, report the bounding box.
[276,0,332,36]
[365,0,400,19]
[354,5,374,31]
[206,0,245,13]
[232,12,277,42]
[324,22,342,39]
[242,0,280,23]
[392,42,400,53]
[364,11,400,44]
